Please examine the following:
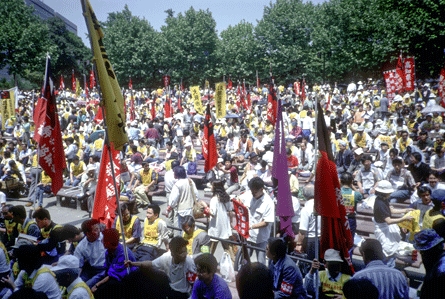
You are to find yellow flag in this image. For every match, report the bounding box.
[190,86,204,115]
[82,0,128,150]
[75,78,81,97]
[214,82,226,119]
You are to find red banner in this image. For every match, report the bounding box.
[33,56,66,195]
[164,98,171,118]
[301,78,306,105]
[227,77,233,90]
[202,104,217,172]
[92,144,121,228]
[267,79,277,126]
[128,77,133,90]
[89,70,95,90]
[383,70,397,100]
[394,54,405,93]
[71,70,76,92]
[293,81,300,96]
[130,91,135,121]
[439,67,445,107]
[163,75,171,88]
[233,199,249,238]
[59,75,65,90]
[404,57,415,92]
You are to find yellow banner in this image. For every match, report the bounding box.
[214,82,226,119]
[190,86,204,115]
[1,99,8,129]
[82,0,128,150]
[7,90,15,117]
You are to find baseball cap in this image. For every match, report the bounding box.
[414,229,444,251]
[324,249,343,262]
[50,255,80,272]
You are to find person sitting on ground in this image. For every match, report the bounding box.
[134,204,169,261]
[66,155,86,187]
[126,236,197,299]
[181,215,211,258]
[33,208,65,264]
[92,228,137,299]
[267,238,306,299]
[10,205,41,239]
[128,162,157,209]
[386,158,416,203]
[2,245,61,299]
[33,171,51,209]
[409,186,434,229]
[236,262,274,299]
[191,253,232,299]
[74,219,106,288]
[2,204,18,250]
[351,239,409,299]
[218,157,240,195]
[304,248,351,299]
[80,164,97,216]
[112,203,141,250]
[50,255,93,299]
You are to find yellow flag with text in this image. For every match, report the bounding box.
[82,0,128,150]
[214,82,226,119]
[190,86,204,115]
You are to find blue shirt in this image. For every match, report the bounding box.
[270,255,306,298]
[191,273,232,299]
[351,260,409,299]
[105,243,137,281]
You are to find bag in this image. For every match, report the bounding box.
[187,162,198,175]
[220,252,235,282]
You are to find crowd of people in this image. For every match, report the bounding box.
[0,79,444,298]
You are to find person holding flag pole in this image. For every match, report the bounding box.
[81,0,130,271]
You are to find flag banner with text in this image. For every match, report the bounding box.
[93,143,121,228]
[266,78,277,126]
[33,56,66,195]
[439,67,445,107]
[404,57,415,92]
[202,104,217,173]
[0,90,15,129]
[233,199,249,238]
[82,0,128,150]
[190,86,204,115]
[383,70,396,100]
[214,82,226,119]
[315,102,354,274]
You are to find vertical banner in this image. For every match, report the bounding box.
[202,104,217,173]
[163,75,171,88]
[190,86,204,115]
[89,69,95,90]
[301,78,306,105]
[0,91,11,129]
[439,67,445,107]
[383,70,396,100]
[233,200,249,238]
[293,81,300,96]
[6,89,15,117]
[404,57,416,92]
[59,75,65,90]
[214,82,226,119]
[266,77,277,126]
[71,69,76,92]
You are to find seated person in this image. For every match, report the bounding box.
[387,158,416,203]
[134,204,169,261]
[74,219,106,288]
[34,171,52,209]
[304,249,351,298]
[92,228,137,299]
[191,253,232,299]
[66,155,86,186]
[236,262,274,299]
[409,186,434,229]
[267,238,306,299]
[181,215,211,258]
[128,162,158,208]
[127,236,197,299]
[112,203,142,250]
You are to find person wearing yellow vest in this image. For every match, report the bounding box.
[112,203,141,250]
[92,133,104,159]
[304,248,351,298]
[129,162,157,208]
[351,125,373,152]
[50,255,94,299]
[181,215,210,258]
[2,244,61,299]
[0,240,10,297]
[422,190,445,230]
[32,171,52,209]
[1,204,18,250]
[66,155,86,187]
[10,205,41,240]
[33,208,65,265]
[134,204,169,261]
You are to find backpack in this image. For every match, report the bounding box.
[187,162,198,175]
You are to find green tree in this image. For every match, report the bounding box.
[0,0,54,85]
[159,7,218,86]
[102,5,160,88]
[45,17,91,79]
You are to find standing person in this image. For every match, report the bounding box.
[191,253,232,299]
[351,239,409,299]
[26,150,42,207]
[340,172,363,240]
[218,157,240,195]
[267,238,306,299]
[372,180,414,268]
[414,229,445,299]
[238,177,274,265]
[208,180,233,256]
[80,165,98,216]
[165,166,198,231]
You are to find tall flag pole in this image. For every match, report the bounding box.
[266,67,278,126]
[33,54,66,195]
[272,98,294,238]
[202,104,217,172]
[82,0,129,262]
[315,102,354,274]
[395,51,405,94]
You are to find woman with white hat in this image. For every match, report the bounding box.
[373,180,414,267]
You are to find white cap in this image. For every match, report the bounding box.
[354,148,364,155]
[50,255,80,272]
[324,249,343,262]
[375,180,394,194]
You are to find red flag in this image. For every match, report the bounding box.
[439,67,445,107]
[293,81,300,96]
[315,102,354,273]
[163,75,171,88]
[71,70,76,92]
[266,77,277,126]
[130,90,135,121]
[94,106,103,124]
[227,77,233,90]
[301,78,306,105]
[84,75,89,99]
[233,199,249,238]
[92,143,121,228]
[395,53,405,93]
[272,99,294,237]
[33,56,66,195]
[128,77,133,90]
[164,97,171,118]
[151,98,156,120]
[202,104,217,172]
[383,70,397,100]
[89,69,96,89]
[59,75,65,90]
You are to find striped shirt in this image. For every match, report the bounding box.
[351,260,409,299]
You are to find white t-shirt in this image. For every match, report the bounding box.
[241,192,275,244]
[299,199,321,238]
